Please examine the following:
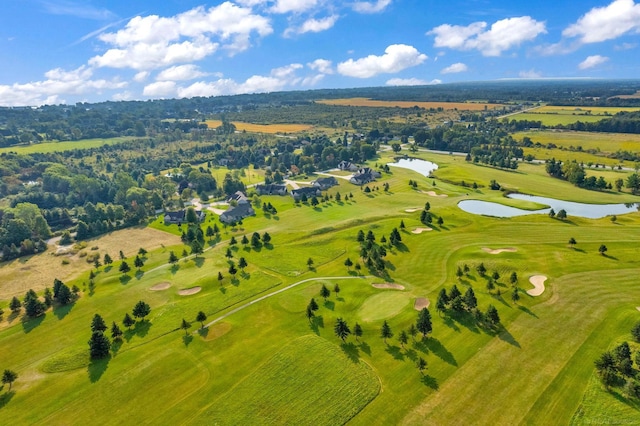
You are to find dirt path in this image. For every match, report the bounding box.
[201,275,372,330]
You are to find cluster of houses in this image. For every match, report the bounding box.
[163,162,383,225]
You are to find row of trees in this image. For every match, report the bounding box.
[89,301,151,359]
[8,279,78,318]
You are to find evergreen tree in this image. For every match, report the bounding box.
[511,287,520,304]
[416,357,427,375]
[305,305,315,322]
[320,284,330,300]
[111,322,123,340]
[123,312,135,329]
[132,300,151,321]
[238,257,248,270]
[88,331,111,359]
[196,311,207,328]
[309,298,319,311]
[334,317,351,342]
[510,271,518,285]
[380,320,393,344]
[119,261,131,274]
[180,318,191,335]
[168,251,179,264]
[344,257,353,270]
[354,323,363,341]
[398,330,409,348]
[23,289,46,317]
[463,288,478,311]
[416,307,433,337]
[9,296,22,313]
[333,283,341,297]
[486,305,500,325]
[91,313,108,333]
[134,255,144,270]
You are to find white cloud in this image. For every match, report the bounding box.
[143,81,177,97]
[429,16,546,56]
[271,0,318,14]
[352,0,392,14]
[301,74,325,85]
[615,42,637,50]
[563,0,640,44]
[519,69,542,78]
[112,91,135,101]
[307,58,333,74]
[386,78,441,86]
[90,3,272,70]
[337,44,427,78]
[297,15,339,34]
[441,62,468,74]
[134,71,150,82]
[578,55,609,69]
[156,65,208,81]
[0,66,126,106]
[41,0,116,20]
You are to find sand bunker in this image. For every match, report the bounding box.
[527,275,547,297]
[421,191,448,198]
[372,283,405,290]
[412,227,432,234]
[414,298,430,310]
[636,307,640,312]
[178,286,201,296]
[405,208,421,212]
[482,247,517,254]
[150,282,171,291]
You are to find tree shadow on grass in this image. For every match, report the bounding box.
[135,270,144,280]
[21,314,45,333]
[230,277,240,287]
[240,271,251,280]
[498,327,520,348]
[394,242,409,253]
[111,339,123,357]
[104,265,113,273]
[124,321,151,341]
[194,257,205,267]
[405,348,418,362]
[359,341,371,356]
[341,342,360,363]
[88,355,110,383]
[420,374,439,390]
[424,337,457,366]
[449,311,480,334]
[183,334,193,347]
[0,390,15,408]
[386,344,405,361]
[119,274,132,285]
[323,300,335,311]
[219,286,226,294]
[442,315,460,333]
[518,305,538,318]
[198,327,209,338]
[53,301,75,320]
[309,315,324,335]
[170,264,180,275]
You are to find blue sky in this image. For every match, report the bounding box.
[0,0,639,106]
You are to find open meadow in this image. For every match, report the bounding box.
[510,106,640,126]
[316,98,504,111]
[1,149,640,424]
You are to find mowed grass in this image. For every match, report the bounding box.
[204,119,313,134]
[510,106,640,126]
[192,334,379,425]
[316,98,504,111]
[2,150,640,424]
[0,137,135,154]
[514,130,640,154]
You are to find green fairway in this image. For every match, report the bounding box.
[192,334,380,425]
[2,146,640,425]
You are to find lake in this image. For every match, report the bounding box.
[458,193,639,219]
[388,158,438,176]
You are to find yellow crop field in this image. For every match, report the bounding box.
[534,105,640,115]
[316,97,504,111]
[205,120,313,134]
[514,130,640,153]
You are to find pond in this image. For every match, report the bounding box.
[458,193,639,219]
[388,158,438,177]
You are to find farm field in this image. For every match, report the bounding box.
[1,150,640,424]
[204,120,313,134]
[514,130,640,154]
[316,97,504,111]
[510,106,640,126]
[0,137,135,154]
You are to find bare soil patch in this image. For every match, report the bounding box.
[372,283,405,290]
[150,282,171,291]
[414,298,430,310]
[178,286,201,296]
[412,227,432,234]
[405,208,421,213]
[482,247,517,254]
[527,275,547,297]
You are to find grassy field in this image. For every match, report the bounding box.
[204,120,313,134]
[514,130,640,154]
[1,149,640,424]
[316,98,504,111]
[510,106,640,126]
[0,137,135,154]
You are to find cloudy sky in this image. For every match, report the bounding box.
[0,0,639,106]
